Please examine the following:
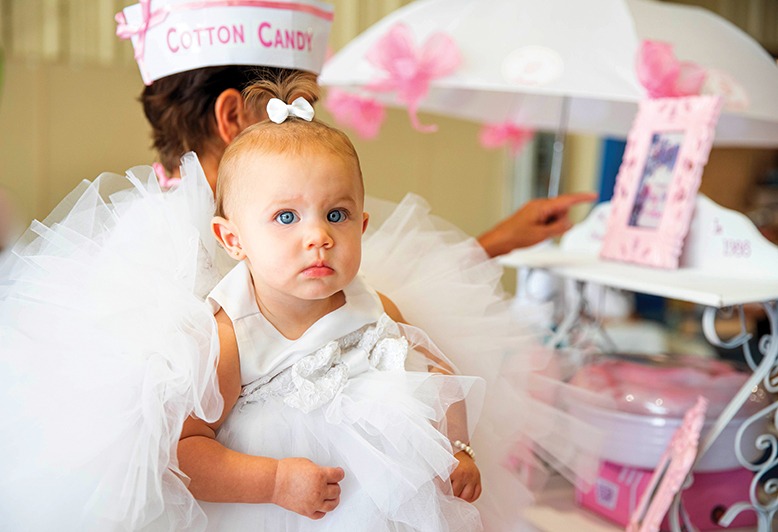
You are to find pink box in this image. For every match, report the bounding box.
[576,461,756,530]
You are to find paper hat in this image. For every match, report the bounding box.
[116,0,334,85]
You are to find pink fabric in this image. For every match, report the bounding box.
[324,89,386,139]
[115,0,170,83]
[366,23,460,133]
[636,40,706,98]
[569,357,747,418]
[479,123,534,156]
[152,162,181,190]
[627,397,707,532]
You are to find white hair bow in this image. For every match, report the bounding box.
[266,97,315,124]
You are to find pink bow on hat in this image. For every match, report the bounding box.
[115,0,170,84]
[366,23,461,133]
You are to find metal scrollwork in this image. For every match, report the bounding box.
[679,301,778,531]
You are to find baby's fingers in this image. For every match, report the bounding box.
[324,482,341,502]
[308,492,340,521]
[324,466,345,483]
[450,474,464,498]
[459,482,478,503]
[321,494,340,513]
[459,482,481,502]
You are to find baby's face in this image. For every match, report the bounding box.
[232,148,367,304]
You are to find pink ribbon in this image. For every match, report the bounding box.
[324,89,386,140]
[636,40,706,98]
[479,122,534,156]
[115,0,171,83]
[365,23,460,133]
[152,162,181,190]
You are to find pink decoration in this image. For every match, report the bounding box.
[600,96,722,269]
[578,460,756,530]
[115,0,170,83]
[703,69,750,111]
[152,162,181,190]
[366,23,460,133]
[627,397,708,532]
[569,356,749,418]
[479,123,534,156]
[637,40,707,99]
[324,89,386,139]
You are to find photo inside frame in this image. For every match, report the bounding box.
[629,130,685,230]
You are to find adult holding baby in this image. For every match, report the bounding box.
[0,1,600,530]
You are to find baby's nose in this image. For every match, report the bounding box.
[305,222,334,249]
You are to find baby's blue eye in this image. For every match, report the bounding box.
[327,209,347,223]
[275,211,299,225]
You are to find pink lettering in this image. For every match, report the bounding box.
[258,22,272,47]
[256,23,314,51]
[193,27,215,47]
[168,24,246,54]
[233,24,245,44]
[167,27,179,53]
[180,30,192,50]
[217,26,231,44]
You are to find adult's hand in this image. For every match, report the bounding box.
[477,192,597,257]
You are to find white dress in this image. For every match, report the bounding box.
[200,261,484,531]
[0,154,603,531]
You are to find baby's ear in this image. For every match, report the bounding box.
[212,216,246,260]
[362,212,370,234]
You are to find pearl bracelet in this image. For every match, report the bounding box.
[453,440,475,461]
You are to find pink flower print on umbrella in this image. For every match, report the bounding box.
[366,23,460,133]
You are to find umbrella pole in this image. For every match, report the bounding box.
[548,95,571,198]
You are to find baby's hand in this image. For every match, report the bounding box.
[450,452,481,503]
[272,457,345,519]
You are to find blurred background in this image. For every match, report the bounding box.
[0,0,776,254]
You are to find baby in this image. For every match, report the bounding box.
[178,87,484,531]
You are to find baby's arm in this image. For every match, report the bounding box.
[377,292,481,503]
[177,309,344,519]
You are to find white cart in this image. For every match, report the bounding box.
[500,195,778,531]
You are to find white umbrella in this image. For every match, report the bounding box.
[319,0,778,147]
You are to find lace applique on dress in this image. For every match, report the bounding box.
[238,313,408,413]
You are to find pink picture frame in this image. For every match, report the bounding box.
[627,396,708,532]
[600,96,722,269]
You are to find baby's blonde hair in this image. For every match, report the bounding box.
[215,82,362,219]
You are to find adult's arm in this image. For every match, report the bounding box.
[477,192,597,258]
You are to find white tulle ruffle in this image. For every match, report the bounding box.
[362,195,606,530]
[0,154,221,531]
[0,154,604,531]
[204,349,484,532]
